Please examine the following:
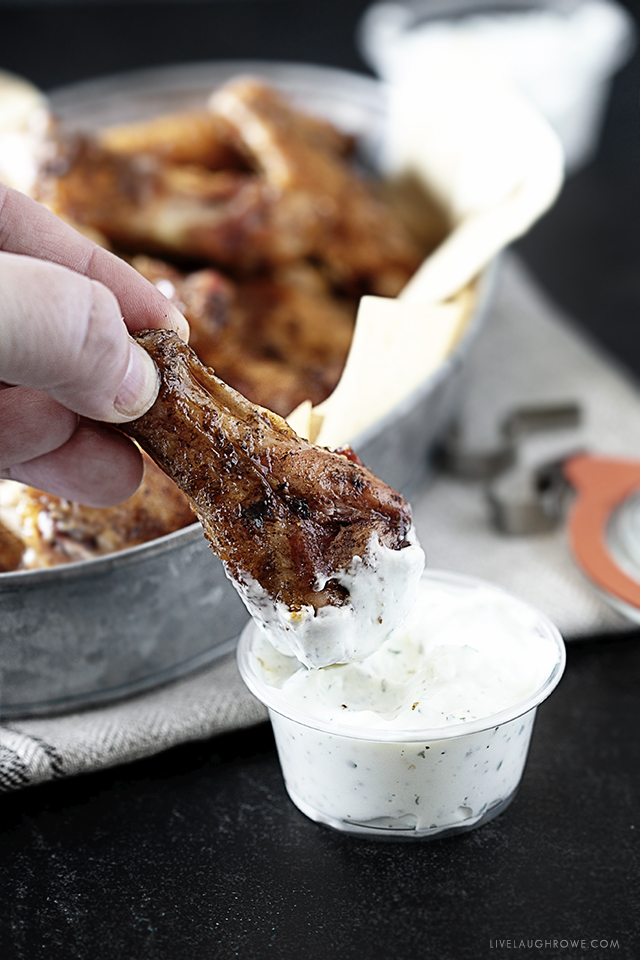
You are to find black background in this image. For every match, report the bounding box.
[1,3,640,958]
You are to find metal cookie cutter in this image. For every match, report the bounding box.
[439,402,583,535]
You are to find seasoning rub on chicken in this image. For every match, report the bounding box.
[124,329,425,667]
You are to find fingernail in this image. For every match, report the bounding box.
[113,339,160,420]
[166,304,190,343]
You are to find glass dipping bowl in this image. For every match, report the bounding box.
[237,570,565,840]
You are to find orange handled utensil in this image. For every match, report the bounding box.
[564,453,640,609]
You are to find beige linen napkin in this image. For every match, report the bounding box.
[1,253,636,792]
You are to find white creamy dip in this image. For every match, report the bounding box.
[238,570,565,838]
[231,525,425,668]
[251,575,554,728]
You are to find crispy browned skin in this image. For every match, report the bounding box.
[123,329,414,612]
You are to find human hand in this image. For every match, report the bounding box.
[0,184,189,507]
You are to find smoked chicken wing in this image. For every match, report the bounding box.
[124,329,425,666]
[209,77,424,295]
[36,134,287,270]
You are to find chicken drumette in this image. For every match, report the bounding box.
[124,329,425,666]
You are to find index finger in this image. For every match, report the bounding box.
[0,183,189,340]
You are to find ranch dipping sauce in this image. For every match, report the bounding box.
[237,570,565,839]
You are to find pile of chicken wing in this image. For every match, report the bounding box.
[1,77,438,571]
[36,77,427,415]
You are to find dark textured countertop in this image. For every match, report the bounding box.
[1,2,640,958]
[3,633,640,959]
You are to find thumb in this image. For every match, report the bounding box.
[0,251,159,423]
